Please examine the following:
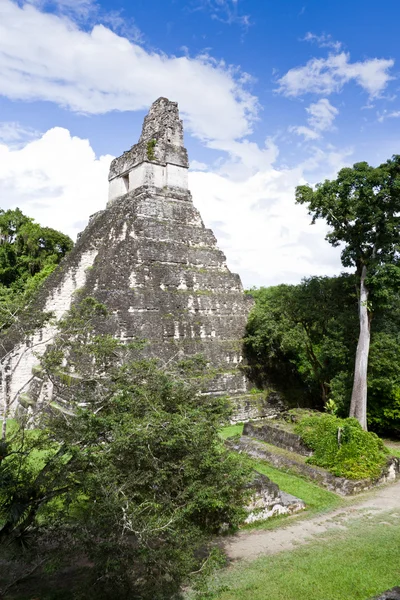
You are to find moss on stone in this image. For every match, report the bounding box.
[146,138,157,161]
[18,393,36,409]
[296,414,389,480]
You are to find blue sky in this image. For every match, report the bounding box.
[0,0,399,287]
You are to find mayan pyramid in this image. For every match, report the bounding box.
[2,98,255,419]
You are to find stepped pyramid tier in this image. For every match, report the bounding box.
[1,98,257,420]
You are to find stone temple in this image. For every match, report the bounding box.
[1,98,256,420]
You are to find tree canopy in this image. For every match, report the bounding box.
[295,158,400,272]
[0,208,73,288]
[0,208,73,333]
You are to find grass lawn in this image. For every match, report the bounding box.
[219,422,244,440]
[384,440,400,459]
[195,510,400,600]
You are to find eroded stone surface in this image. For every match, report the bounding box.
[1,98,254,417]
[245,472,305,524]
[108,98,189,205]
[244,421,313,456]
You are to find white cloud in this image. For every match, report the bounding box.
[290,99,338,140]
[0,121,40,144]
[190,160,208,171]
[0,126,347,287]
[25,0,143,41]
[307,98,338,130]
[0,127,111,238]
[277,52,394,98]
[377,109,400,123]
[24,0,96,19]
[207,137,279,179]
[289,125,320,140]
[190,165,343,287]
[302,32,342,52]
[193,0,250,27]
[0,0,258,150]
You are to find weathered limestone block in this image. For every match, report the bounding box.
[1,98,253,417]
[244,421,313,456]
[231,391,288,424]
[245,472,305,524]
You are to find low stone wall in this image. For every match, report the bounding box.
[245,472,305,524]
[231,392,288,424]
[372,587,400,599]
[232,436,400,496]
[244,421,312,456]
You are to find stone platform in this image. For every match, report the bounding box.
[232,434,400,496]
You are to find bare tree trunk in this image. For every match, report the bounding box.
[349,265,370,430]
[1,363,8,441]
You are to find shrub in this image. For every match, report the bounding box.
[295,414,388,480]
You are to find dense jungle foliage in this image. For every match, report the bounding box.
[244,275,400,435]
[0,208,73,332]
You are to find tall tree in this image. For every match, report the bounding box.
[296,156,400,429]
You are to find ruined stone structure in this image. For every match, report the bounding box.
[1,98,256,419]
[245,472,305,524]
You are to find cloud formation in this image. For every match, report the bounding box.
[291,99,339,140]
[0,121,40,144]
[0,2,358,287]
[0,1,257,149]
[0,127,112,237]
[302,32,342,52]
[193,0,250,27]
[277,52,394,98]
[377,109,400,123]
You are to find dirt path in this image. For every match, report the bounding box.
[224,479,400,562]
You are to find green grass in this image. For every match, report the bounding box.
[385,444,400,458]
[219,423,244,440]
[251,460,343,517]
[197,510,400,600]
[1,417,18,433]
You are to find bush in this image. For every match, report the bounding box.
[295,414,388,480]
